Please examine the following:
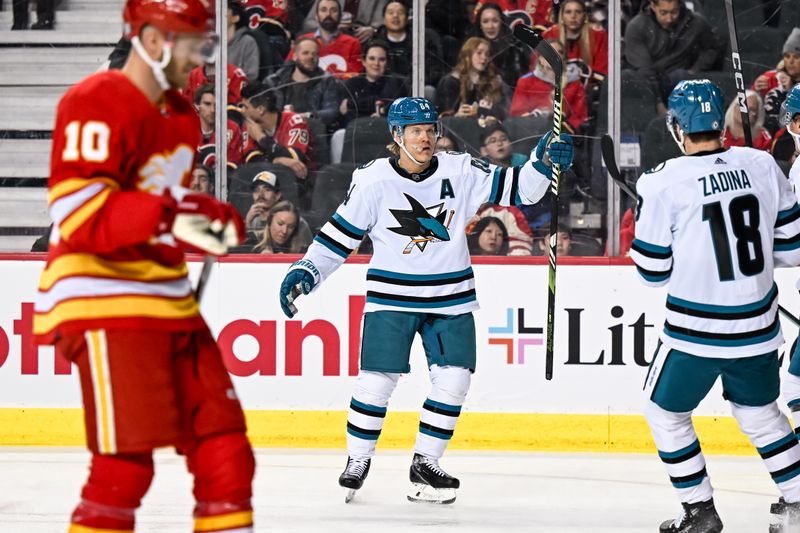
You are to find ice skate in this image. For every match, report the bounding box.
[338,456,370,503]
[769,497,800,533]
[407,453,459,504]
[659,499,722,533]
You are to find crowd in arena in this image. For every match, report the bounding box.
[26,0,798,256]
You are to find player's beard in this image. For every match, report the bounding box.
[163,59,191,90]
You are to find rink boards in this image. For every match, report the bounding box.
[1,254,800,454]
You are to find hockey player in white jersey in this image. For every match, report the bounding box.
[631,79,800,533]
[775,82,800,532]
[278,97,574,504]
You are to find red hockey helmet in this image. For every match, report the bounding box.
[124,0,214,39]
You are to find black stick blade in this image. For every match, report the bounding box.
[600,134,637,200]
[513,23,543,50]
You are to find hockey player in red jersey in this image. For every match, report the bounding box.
[33,1,255,532]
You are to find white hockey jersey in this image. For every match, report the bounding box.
[790,158,800,197]
[301,152,551,314]
[631,147,800,358]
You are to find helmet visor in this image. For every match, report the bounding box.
[172,31,219,64]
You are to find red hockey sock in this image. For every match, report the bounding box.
[70,453,154,531]
[185,432,255,532]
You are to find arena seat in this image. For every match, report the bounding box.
[340,117,392,164]
[306,163,358,233]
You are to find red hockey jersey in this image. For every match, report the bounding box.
[244,110,312,164]
[200,118,246,166]
[34,70,205,344]
[184,64,248,105]
[509,73,588,133]
[244,0,288,25]
[541,24,608,77]
[288,31,363,77]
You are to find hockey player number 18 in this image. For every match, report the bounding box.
[701,193,764,281]
[62,120,111,163]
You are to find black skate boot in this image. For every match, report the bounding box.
[769,497,800,532]
[659,499,723,533]
[407,453,459,504]
[338,456,370,503]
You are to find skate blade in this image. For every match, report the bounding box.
[406,482,456,504]
[344,488,357,503]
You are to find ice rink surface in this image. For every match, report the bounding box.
[0,448,787,532]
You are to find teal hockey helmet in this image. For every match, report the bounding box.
[387,97,441,138]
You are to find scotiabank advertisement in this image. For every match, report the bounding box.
[2,256,800,417]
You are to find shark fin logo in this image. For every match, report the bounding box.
[388,193,455,254]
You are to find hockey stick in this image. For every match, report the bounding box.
[601,134,800,327]
[513,23,561,380]
[724,0,753,147]
[195,255,216,302]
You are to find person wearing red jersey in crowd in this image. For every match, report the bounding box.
[472,3,528,89]
[289,0,363,77]
[185,58,249,105]
[240,81,313,180]
[32,2,253,533]
[470,202,534,255]
[267,36,345,132]
[752,28,800,100]
[510,39,588,134]
[473,0,555,29]
[195,84,246,165]
[435,36,509,122]
[722,89,773,151]
[541,0,607,84]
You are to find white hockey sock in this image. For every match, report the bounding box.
[414,365,470,459]
[346,371,399,458]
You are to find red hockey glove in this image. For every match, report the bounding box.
[162,187,245,256]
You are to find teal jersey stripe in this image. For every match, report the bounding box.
[775,239,800,252]
[637,266,671,282]
[367,267,474,282]
[489,167,501,203]
[632,238,672,255]
[332,212,365,238]
[366,294,477,309]
[314,234,350,258]
[663,320,781,348]
[777,203,800,225]
[667,284,777,315]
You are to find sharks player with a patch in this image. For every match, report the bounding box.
[631,80,800,533]
[774,83,800,533]
[278,97,573,504]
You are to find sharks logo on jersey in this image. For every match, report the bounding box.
[388,193,455,254]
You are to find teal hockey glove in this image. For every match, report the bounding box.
[279,260,320,318]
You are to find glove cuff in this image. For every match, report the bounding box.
[291,259,321,287]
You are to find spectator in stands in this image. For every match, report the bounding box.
[510,39,588,133]
[340,40,408,123]
[764,73,797,135]
[472,3,528,89]
[292,0,363,76]
[435,37,509,122]
[753,28,800,99]
[267,36,345,132]
[302,0,387,44]
[243,0,292,62]
[624,0,724,104]
[723,90,772,151]
[467,216,510,256]
[253,201,313,253]
[185,60,249,105]
[471,203,534,255]
[245,170,285,232]
[240,81,312,180]
[479,122,527,166]
[535,225,572,256]
[542,0,607,85]
[435,131,461,153]
[190,164,214,194]
[12,0,54,29]
[227,0,260,81]
[374,1,447,87]
[194,84,246,166]
[472,0,555,30]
